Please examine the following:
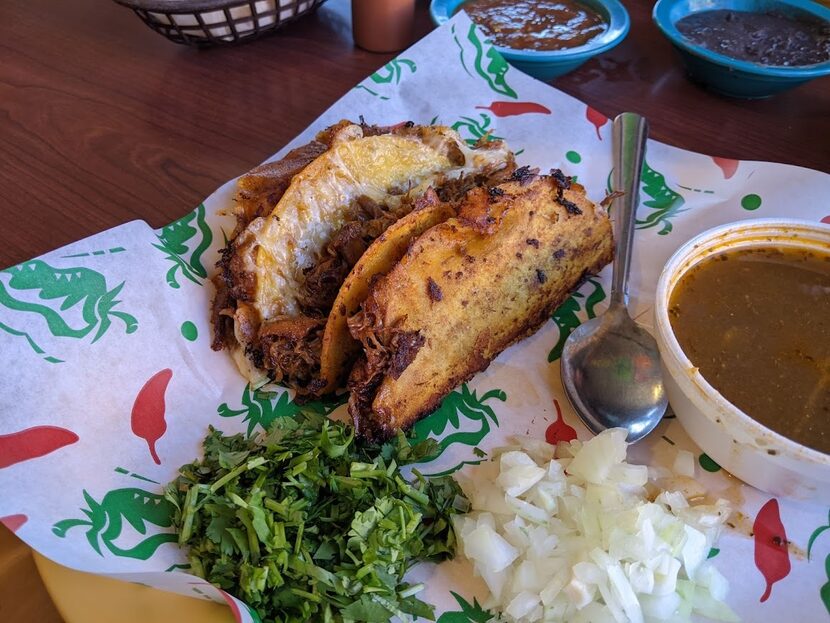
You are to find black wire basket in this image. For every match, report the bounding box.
[113,0,328,46]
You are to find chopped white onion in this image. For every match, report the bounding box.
[506,591,541,620]
[456,428,737,623]
[498,451,547,496]
[466,523,518,573]
[673,449,696,478]
[566,428,627,484]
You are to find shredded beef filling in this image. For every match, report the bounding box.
[347,357,384,438]
[433,164,514,204]
[258,316,326,393]
[345,301,425,435]
[298,196,400,316]
[347,304,389,378]
[210,275,235,351]
[346,305,391,437]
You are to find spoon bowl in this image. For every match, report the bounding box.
[560,112,667,442]
[562,305,667,441]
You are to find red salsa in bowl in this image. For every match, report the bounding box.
[457,0,608,51]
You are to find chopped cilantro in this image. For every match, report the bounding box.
[165,411,465,622]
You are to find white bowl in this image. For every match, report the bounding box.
[654,218,830,502]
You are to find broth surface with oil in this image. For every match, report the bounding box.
[669,245,830,454]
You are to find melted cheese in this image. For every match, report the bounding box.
[237,125,511,321]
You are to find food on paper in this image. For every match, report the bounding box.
[212,119,515,393]
[348,169,614,440]
[319,197,457,394]
[212,119,616,445]
[453,429,737,623]
[668,245,830,454]
[459,0,608,51]
[165,410,465,623]
[676,10,830,67]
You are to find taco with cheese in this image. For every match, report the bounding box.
[211,119,516,395]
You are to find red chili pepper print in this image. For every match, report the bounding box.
[0,426,79,469]
[586,106,608,140]
[1,514,28,532]
[753,498,791,603]
[475,101,552,117]
[131,368,172,465]
[546,399,578,444]
[712,156,739,180]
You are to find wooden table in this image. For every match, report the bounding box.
[0,0,828,620]
[1,0,829,270]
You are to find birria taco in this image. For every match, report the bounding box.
[346,168,614,440]
[211,120,516,394]
[211,120,614,440]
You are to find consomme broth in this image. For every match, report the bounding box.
[669,245,830,454]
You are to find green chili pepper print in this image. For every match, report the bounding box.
[52,487,177,560]
[219,386,347,437]
[244,603,263,623]
[637,161,686,235]
[153,203,213,289]
[0,321,61,363]
[61,246,126,259]
[808,510,830,615]
[0,260,138,361]
[451,113,504,146]
[410,384,506,464]
[548,277,605,362]
[355,59,417,100]
[371,59,416,84]
[437,592,492,623]
[452,23,517,99]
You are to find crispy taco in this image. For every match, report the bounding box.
[318,191,456,395]
[211,120,516,393]
[346,168,614,440]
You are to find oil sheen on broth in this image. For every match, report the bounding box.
[459,0,607,51]
[669,246,830,454]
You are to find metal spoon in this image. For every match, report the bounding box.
[560,112,667,442]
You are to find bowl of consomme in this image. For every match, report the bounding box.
[654,219,830,501]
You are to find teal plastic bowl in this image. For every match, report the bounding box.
[653,0,830,98]
[429,0,630,81]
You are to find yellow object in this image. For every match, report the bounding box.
[351,176,614,439]
[33,552,235,623]
[319,199,456,392]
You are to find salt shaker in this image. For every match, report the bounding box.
[351,0,416,53]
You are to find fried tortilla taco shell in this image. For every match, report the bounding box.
[348,170,614,440]
[318,192,456,394]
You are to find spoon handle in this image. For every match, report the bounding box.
[610,112,649,308]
